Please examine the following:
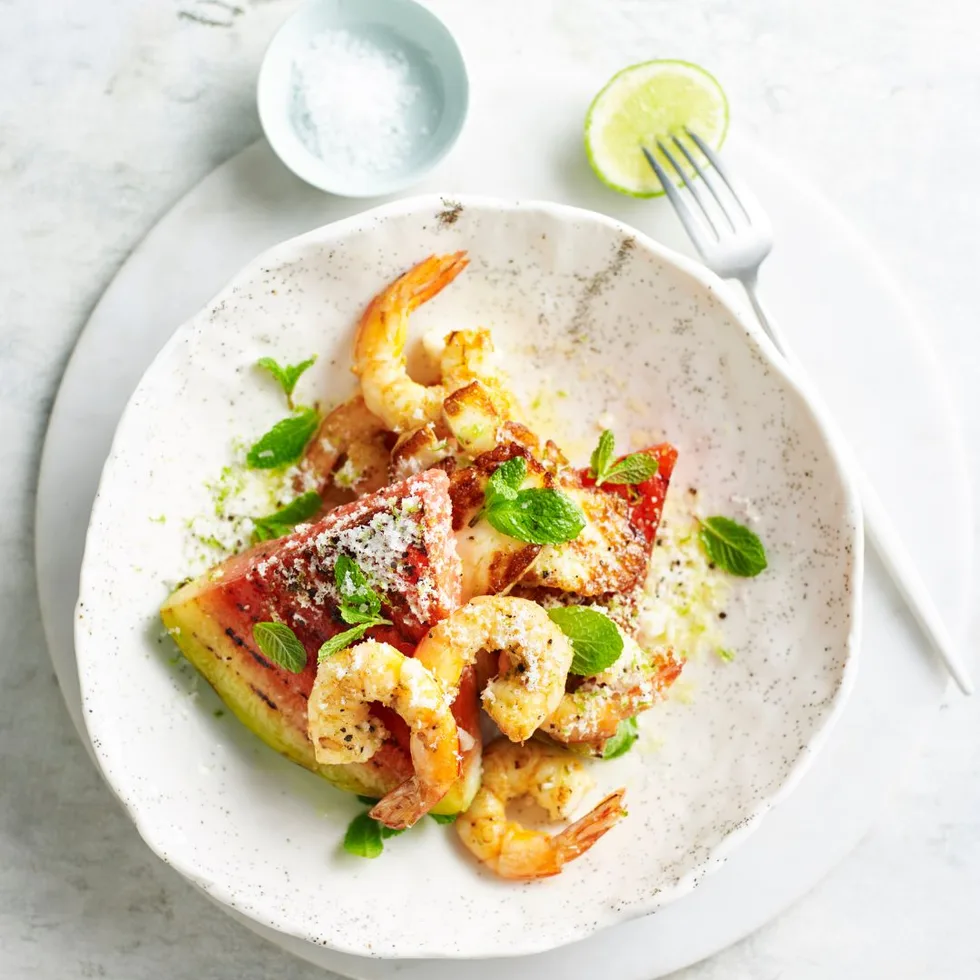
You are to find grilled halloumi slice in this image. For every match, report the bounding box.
[519,479,648,596]
[448,443,550,601]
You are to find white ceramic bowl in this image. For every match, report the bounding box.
[257,0,468,197]
[76,196,861,959]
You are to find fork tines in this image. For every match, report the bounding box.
[642,129,757,242]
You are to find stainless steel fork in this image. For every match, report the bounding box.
[644,132,973,694]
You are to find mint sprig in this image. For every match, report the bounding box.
[343,812,385,858]
[317,556,391,663]
[602,716,639,759]
[252,622,307,673]
[547,606,624,676]
[257,355,317,409]
[246,407,319,470]
[589,430,659,487]
[343,805,452,859]
[478,456,586,546]
[698,516,767,577]
[251,491,322,543]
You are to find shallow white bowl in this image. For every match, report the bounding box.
[76,195,861,959]
[258,0,468,197]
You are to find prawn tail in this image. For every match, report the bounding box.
[401,252,469,312]
[554,789,627,865]
[369,775,440,830]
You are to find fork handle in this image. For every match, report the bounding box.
[741,275,973,695]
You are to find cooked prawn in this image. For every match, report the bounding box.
[413,595,574,742]
[353,253,469,432]
[295,395,390,498]
[308,640,460,829]
[541,635,683,745]
[456,739,626,879]
[440,329,522,420]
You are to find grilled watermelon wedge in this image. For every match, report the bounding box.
[160,469,481,813]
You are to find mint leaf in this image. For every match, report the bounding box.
[380,824,406,839]
[257,355,317,408]
[485,456,526,505]
[590,430,659,486]
[699,516,768,577]
[334,554,384,623]
[356,795,379,805]
[246,408,319,469]
[343,812,383,858]
[252,622,307,673]
[547,606,624,676]
[317,558,390,660]
[603,453,659,486]
[485,487,586,545]
[317,624,371,662]
[251,491,322,543]
[602,716,639,759]
[429,812,457,825]
[590,429,615,483]
[475,455,585,546]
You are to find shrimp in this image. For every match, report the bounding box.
[295,395,390,498]
[456,740,626,879]
[413,595,574,742]
[541,635,684,745]
[440,329,522,421]
[353,253,469,432]
[307,640,460,829]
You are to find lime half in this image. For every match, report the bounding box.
[585,60,729,197]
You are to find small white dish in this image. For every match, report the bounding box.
[258,0,468,197]
[75,195,861,959]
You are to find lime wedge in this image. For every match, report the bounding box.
[585,60,729,197]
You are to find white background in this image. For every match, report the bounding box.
[2,1,979,977]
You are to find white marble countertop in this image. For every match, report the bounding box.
[2,1,979,977]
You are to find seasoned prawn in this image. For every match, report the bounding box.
[308,640,460,829]
[440,329,522,421]
[413,595,574,742]
[541,635,683,745]
[295,395,390,498]
[456,739,626,879]
[353,253,469,432]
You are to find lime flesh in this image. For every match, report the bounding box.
[585,60,729,197]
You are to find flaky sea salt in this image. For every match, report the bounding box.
[292,29,421,173]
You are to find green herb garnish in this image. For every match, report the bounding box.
[547,606,624,676]
[602,716,639,759]
[251,491,322,543]
[343,805,448,859]
[698,516,768,577]
[429,812,458,825]
[257,355,317,409]
[246,407,319,470]
[252,622,307,673]
[717,648,736,662]
[478,456,586,546]
[589,429,659,487]
[343,812,384,858]
[317,556,391,663]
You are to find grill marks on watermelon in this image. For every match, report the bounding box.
[161,469,467,799]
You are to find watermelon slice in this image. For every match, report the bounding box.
[581,442,678,545]
[160,469,481,811]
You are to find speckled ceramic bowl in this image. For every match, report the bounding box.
[75,195,861,959]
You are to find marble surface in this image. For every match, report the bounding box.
[1,1,978,977]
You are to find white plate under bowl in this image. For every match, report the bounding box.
[74,195,861,959]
